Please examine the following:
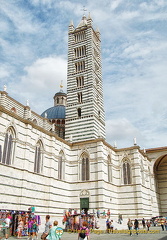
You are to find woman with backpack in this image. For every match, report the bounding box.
[78,221,90,240]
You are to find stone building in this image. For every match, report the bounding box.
[0,15,166,224]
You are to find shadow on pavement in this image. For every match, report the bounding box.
[159,237,167,240]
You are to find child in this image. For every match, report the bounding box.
[17,217,24,238]
[32,218,38,240]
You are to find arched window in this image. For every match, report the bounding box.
[34,141,43,173]
[108,155,112,182]
[122,161,131,184]
[81,153,89,181]
[58,151,65,180]
[2,127,16,165]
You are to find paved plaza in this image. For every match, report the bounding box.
[2,228,167,240]
[61,229,167,240]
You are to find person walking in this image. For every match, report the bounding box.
[17,217,24,238]
[32,218,38,240]
[3,213,11,240]
[41,215,52,240]
[134,219,139,235]
[118,214,123,224]
[165,220,167,231]
[142,218,146,228]
[161,221,165,231]
[146,220,150,231]
[78,221,90,240]
[46,221,62,240]
[127,219,133,236]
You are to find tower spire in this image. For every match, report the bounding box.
[60,80,63,92]
[81,5,87,16]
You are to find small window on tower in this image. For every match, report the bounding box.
[78,92,82,103]
[78,108,81,117]
[76,76,84,87]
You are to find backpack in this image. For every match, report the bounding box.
[79,228,86,239]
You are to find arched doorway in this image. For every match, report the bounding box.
[154,154,167,216]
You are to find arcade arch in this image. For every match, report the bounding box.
[154,154,167,216]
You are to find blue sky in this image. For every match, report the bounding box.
[1,0,167,149]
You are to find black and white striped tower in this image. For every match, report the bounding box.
[65,14,106,142]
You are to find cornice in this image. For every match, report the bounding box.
[0,106,71,147]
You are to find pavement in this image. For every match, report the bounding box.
[1,228,167,240]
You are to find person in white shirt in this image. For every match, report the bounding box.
[4,214,11,240]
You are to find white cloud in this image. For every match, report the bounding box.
[106,118,145,148]
[9,56,67,113]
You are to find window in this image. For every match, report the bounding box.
[108,156,112,182]
[81,154,89,181]
[74,31,86,42]
[123,161,131,184]
[34,141,43,173]
[75,61,85,72]
[78,92,82,103]
[78,108,81,117]
[58,151,65,180]
[76,76,84,87]
[74,46,86,58]
[2,127,16,165]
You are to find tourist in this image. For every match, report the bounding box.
[41,215,52,240]
[165,220,167,231]
[78,221,90,240]
[118,213,123,224]
[32,218,38,239]
[46,221,61,240]
[161,221,165,231]
[96,209,100,218]
[107,209,110,218]
[106,218,110,233]
[3,213,11,240]
[142,218,146,228]
[127,219,133,236]
[28,217,34,240]
[17,217,24,238]
[146,220,150,231]
[134,219,139,235]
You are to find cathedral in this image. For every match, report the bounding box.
[0,14,167,224]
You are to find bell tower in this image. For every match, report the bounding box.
[65,14,106,142]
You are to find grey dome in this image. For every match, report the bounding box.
[41,105,65,119]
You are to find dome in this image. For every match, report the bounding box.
[54,91,67,97]
[41,105,65,119]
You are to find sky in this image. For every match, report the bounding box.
[1,0,167,149]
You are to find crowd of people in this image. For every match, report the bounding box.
[0,207,41,240]
[62,209,100,232]
[1,207,167,240]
